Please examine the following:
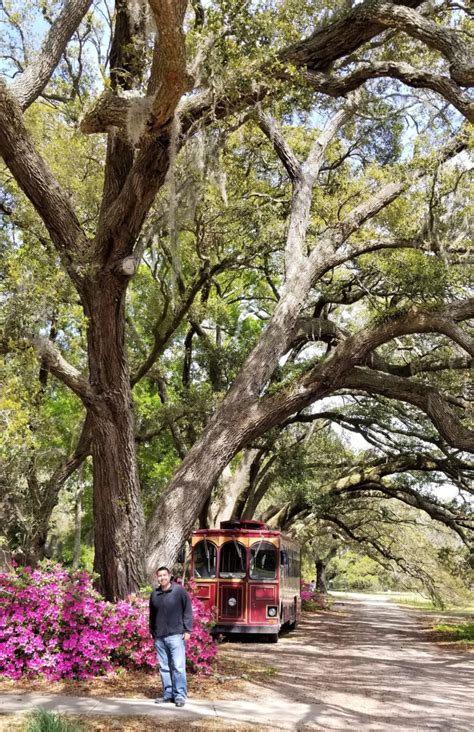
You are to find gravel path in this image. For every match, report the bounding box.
[222,595,474,730]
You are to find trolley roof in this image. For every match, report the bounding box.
[193,520,300,548]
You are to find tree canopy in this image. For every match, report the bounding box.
[0,0,472,599]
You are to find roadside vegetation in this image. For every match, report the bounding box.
[433,622,474,644]
[388,593,473,611]
[23,710,84,732]
[0,564,216,682]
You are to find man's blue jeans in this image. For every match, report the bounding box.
[154,634,187,701]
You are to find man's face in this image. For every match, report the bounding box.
[157,569,171,589]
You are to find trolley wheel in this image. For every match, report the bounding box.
[267,633,279,643]
[288,599,299,630]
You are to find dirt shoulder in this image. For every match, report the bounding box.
[405,607,473,651]
[0,651,267,701]
[0,714,271,732]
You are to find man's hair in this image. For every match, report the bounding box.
[157,566,171,574]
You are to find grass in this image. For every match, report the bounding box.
[390,595,439,610]
[23,709,85,731]
[389,593,474,613]
[433,622,474,644]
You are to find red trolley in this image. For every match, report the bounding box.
[191,519,301,641]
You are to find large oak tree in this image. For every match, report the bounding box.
[0,0,472,599]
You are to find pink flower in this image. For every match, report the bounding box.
[0,563,217,680]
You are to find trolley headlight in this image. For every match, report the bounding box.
[267,606,278,617]
[228,597,237,607]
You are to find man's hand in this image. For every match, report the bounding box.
[183,632,191,642]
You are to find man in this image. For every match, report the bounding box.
[149,566,193,707]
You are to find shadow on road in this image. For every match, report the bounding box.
[222,597,474,730]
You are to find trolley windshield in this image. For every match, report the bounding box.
[193,539,217,578]
[250,541,277,580]
[219,540,246,578]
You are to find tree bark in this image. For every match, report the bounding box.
[71,483,83,571]
[316,559,327,594]
[85,279,145,600]
[210,449,260,527]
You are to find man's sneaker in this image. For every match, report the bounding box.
[175,699,186,707]
[154,697,174,704]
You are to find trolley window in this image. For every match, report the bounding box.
[250,541,277,580]
[219,541,247,578]
[193,540,217,578]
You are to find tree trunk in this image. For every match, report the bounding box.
[316,559,327,594]
[71,483,83,570]
[211,449,261,527]
[86,277,145,601]
[24,533,49,566]
[198,495,211,529]
[242,461,276,520]
[145,411,242,574]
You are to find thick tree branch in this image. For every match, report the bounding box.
[34,337,97,408]
[242,300,474,453]
[9,0,93,110]
[285,104,354,279]
[79,0,473,144]
[341,368,474,452]
[0,80,88,288]
[302,62,474,123]
[288,317,347,349]
[279,0,423,72]
[97,0,136,222]
[81,1,431,137]
[372,3,474,87]
[313,298,474,385]
[255,108,302,182]
[368,353,473,377]
[324,453,469,497]
[91,3,189,264]
[211,104,355,404]
[147,1,190,126]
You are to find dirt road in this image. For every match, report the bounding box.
[222,595,474,731]
[1,596,472,730]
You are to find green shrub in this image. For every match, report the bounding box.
[434,622,474,643]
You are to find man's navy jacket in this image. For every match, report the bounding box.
[149,582,193,638]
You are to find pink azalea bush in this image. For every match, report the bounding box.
[0,563,217,680]
[180,578,217,674]
[300,582,331,611]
